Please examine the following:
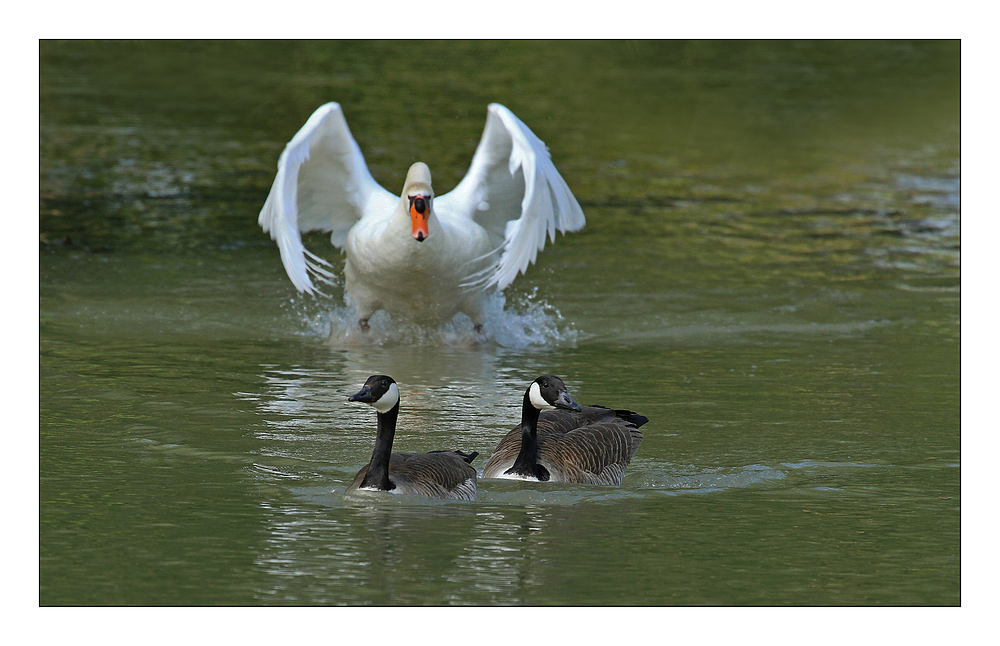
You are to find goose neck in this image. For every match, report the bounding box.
[520,393,542,435]
[361,403,399,491]
[509,391,542,472]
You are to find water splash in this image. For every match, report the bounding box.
[282,288,579,349]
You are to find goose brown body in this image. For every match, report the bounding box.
[347,450,478,501]
[481,377,647,485]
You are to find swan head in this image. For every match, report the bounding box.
[349,374,400,414]
[403,162,434,243]
[527,375,582,412]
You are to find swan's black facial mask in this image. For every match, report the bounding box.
[409,195,430,242]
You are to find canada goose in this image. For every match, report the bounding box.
[346,375,478,500]
[258,103,585,332]
[481,376,647,485]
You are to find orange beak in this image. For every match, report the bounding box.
[409,195,430,242]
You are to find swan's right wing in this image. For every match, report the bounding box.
[436,104,585,291]
[258,103,397,294]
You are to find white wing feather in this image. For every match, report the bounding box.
[436,104,586,290]
[258,103,396,294]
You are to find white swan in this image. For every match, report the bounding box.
[258,103,585,331]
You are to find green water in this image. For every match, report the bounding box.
[39,40,959,606]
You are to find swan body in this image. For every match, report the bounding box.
[258,103,586,330]
[346,375,478,500]
[481,376,647,485]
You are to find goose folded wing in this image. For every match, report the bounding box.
[390,452,478,499]
[537,406,628,435]
[549,425,637,482]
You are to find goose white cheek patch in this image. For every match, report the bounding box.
[529,382,555,410]
[372,383,400,413]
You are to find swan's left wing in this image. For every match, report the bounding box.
[258,103,397,294]
[436,104,585,290]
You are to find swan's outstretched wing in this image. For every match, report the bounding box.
[258,102,397,294]
[436,104,586,290]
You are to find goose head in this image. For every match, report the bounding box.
[349,374,400,414]
[402,162,434,243]
[527,375,582,412]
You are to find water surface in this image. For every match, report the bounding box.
[39,40,959,606]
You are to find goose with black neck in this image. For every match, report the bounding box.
[347,375,478,500]
[481,376,647,485]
